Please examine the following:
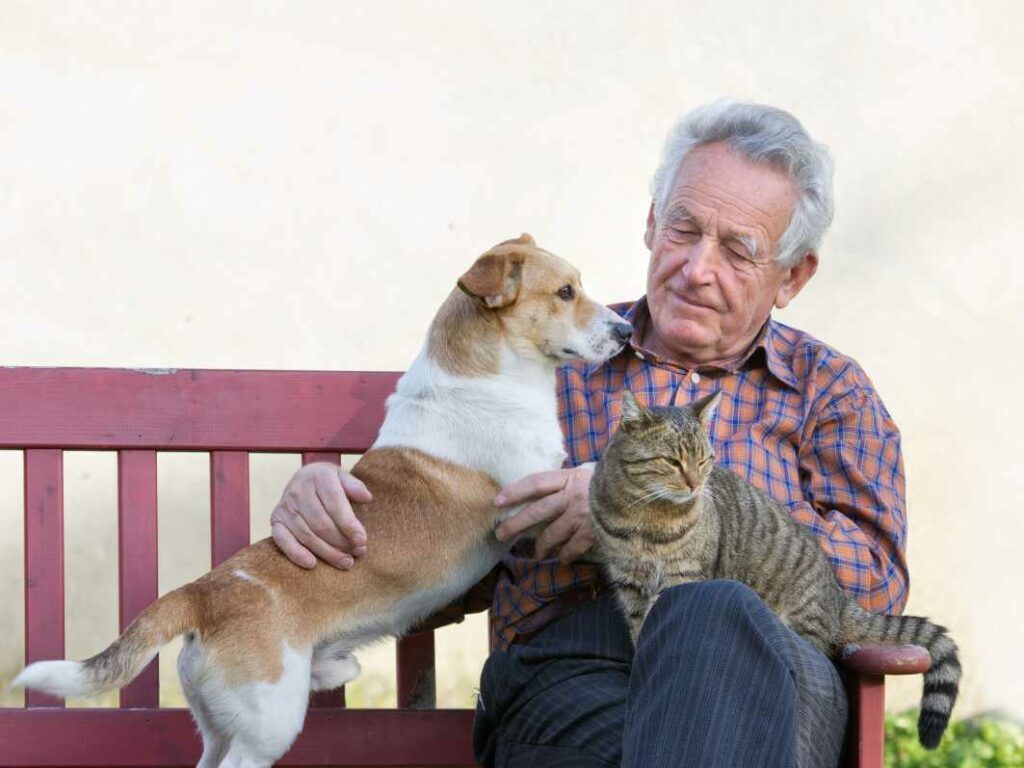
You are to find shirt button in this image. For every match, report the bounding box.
[691,372,701,384]
[635,351,645,361]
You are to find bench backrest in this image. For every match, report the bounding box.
[0,367,476,767]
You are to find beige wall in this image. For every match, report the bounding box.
[2,2,1022,718]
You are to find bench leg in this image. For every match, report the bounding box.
[841,672,885,768]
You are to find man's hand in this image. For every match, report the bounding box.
[494,464,596,564]
[270,462,371,570]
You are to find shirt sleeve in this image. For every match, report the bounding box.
[792,382,909,615]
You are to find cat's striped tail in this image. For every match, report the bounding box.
[839,601,960,749]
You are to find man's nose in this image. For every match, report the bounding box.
[681,239,717,284]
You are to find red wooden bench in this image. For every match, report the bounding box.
[0,367,930,768]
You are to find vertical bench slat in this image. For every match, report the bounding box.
[210,451,250,567]
[843,674,886,768]
[397,633,436,709]
[24,449,65,708]
[302,452,346,709]
[117,450,159,708]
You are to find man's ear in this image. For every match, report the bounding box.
[644,202,656,251]
[458,249,524,309]
[774,252,818,309]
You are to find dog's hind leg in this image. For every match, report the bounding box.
[212,643,312,768]
[310,638,361,692]
[178,633,230,768]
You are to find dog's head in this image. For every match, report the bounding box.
[456,234,632,366]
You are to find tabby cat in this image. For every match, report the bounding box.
[589,390,960,750]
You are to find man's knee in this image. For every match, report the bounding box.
[636,579,791,669]
[647,579,768,629]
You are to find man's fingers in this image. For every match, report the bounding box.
[533,509,577,559]
[316,478,368,548]
[557,527,596,564]
[282,514,355,570]
[495,493,567,542]
[299,497,352,551]
[339,468,373,504]
[495,470,569,507]
[271,521,316,569]
[304,537,355,571]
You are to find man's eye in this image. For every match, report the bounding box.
[727,248,757,266]
[557,285,575,301]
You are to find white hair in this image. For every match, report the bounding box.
[650,101,834,267]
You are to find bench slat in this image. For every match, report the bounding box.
[303,451,348,709]
[210,451,251,566]
[397,633,437,710]
[0,708,477,766]
[118,450,160,707]
[24,449,65,708]
[842,672,886,768]
[0,368,399,452]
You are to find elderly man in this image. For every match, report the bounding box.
[271,101,907,768]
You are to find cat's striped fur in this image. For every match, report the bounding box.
[589,390,960,750]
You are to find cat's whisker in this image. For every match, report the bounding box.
[628,487,673,508]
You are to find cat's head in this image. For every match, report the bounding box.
[606,389,722,503]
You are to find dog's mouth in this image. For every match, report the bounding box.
[608,337,629,357]
[543,336,626,364]
[537,340,582,362]
[539,321,631,363]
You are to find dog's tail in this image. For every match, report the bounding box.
[12,582,202,699]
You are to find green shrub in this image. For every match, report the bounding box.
[886,710,1024,767]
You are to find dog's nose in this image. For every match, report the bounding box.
[611,321,632,344]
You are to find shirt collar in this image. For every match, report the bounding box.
[612,296,799,390]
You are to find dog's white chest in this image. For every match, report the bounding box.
[372,351,567,487]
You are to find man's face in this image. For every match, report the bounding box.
[643,142,817,366]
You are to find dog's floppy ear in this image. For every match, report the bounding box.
[458,248,525,309]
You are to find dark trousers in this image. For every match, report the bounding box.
[474,580,848,768]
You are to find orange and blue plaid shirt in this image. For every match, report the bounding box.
[485,297,909,651]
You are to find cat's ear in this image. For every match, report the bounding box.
[692,390,722,428]
[620,390,652,430]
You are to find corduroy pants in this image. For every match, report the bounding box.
[473,580,848,768]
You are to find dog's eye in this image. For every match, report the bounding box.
[557,285,575,301]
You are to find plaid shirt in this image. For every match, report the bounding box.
[476,297,909,651]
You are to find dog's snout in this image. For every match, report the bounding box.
[611,321,632,344]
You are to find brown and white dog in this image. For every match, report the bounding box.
[14,234,631,768]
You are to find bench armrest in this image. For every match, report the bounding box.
[840,644,931,676]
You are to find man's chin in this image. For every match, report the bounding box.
[649,317,718,361]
